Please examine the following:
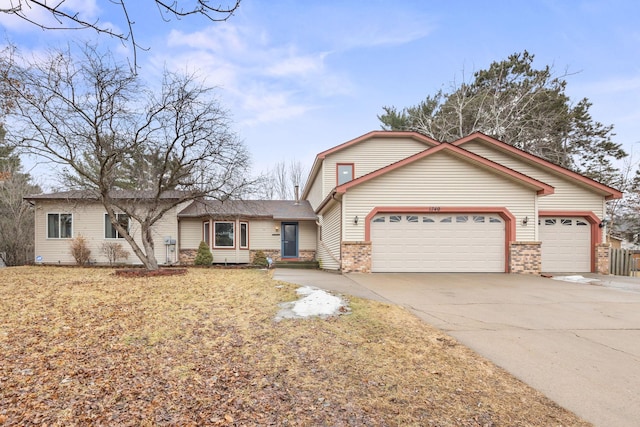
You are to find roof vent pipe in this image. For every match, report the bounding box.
[294,185,300,205]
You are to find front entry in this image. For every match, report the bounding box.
[281,222,298,258]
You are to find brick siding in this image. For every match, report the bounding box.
[509,241,541,274]
[341,241,372,273]
[596,243,610,275]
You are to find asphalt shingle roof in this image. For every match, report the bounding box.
[178,199,316,221]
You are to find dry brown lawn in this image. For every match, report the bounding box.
[0,267,589,426]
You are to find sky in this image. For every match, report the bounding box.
[1,0,639,183]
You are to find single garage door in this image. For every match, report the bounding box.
[371,213,505,272]
[539,217,591,272]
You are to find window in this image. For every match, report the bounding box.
[406,215,418,223]
[389,215,401,223]
[440,217,452,223]
[490,217,502,223]
[545,219,556,226]
[423,217,435,223]
[47,213,73,238]
[561,219,573,226]
[105,213,129,239]
[473,216,485,223]
[203,221,210,245]
[456,215,468,223]
[240,222,248,249]
[576,220,588,226]
[337,164,354,185]
[214,222,234,248]
[373,217,385,223]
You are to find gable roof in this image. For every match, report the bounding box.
[315,143,555,213]
[178,199,317,221]
[338,142,554,194]
[452,132,623,200]
[302,131,439,199]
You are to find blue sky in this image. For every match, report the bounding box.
[2,0,639,178]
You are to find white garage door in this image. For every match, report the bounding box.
[539,217,591,272]
[371,213,505,272]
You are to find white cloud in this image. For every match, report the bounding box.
[154,22,350,126]
[266,51,327,77]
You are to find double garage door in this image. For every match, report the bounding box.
[370,213,592,273]
[371,213,505,272]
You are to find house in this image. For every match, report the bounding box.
[302,131,622,274]
[25,191,317,266]
[26,131,622,274]
[177,199,317,264]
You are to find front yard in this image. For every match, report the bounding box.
[0,267,588,426]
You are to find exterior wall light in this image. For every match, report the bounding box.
[522,216,529,226]
[354,216,359,225]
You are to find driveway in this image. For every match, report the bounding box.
[273,270,640,427]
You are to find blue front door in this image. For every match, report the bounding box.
[281,222,298,258]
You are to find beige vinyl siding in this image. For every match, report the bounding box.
[463,141,606,217]
[343,152,537,241]
[323,137,429,197]
[245,219,316,251]
[306,163,324,210]
[179,218,204,249]
[35,201,181,265]
[179,218,316,263]
[317,202,341,270]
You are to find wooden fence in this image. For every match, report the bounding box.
[609,248,640,276]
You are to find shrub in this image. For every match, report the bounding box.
[70,235,92,265]
[100,241,130,266]
[252,250,269,267]
[194,241,213,265]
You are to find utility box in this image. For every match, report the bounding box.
[163,236,176,245]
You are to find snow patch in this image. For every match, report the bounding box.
[275,286,349,321]
[551,275,601,284]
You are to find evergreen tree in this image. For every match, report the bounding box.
[379,51,626,185]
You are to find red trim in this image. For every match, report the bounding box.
[538,211,601,272]
[335,143,554,196]
[364,206,515,273]
[336,163,354,186]
[240,221,249,249]
[453,133,623,200]
[202,220,211,247]
[317,131,439,160]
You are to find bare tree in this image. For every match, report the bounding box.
[1,0,241,70]
[2,43,252,270]
[260,159,308,200]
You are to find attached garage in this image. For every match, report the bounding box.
[370,213,505,272]
[539,217,591,272]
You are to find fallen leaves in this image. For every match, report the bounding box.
[0,267,590,426]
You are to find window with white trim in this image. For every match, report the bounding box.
[47,213,73,238]
[214,221,235,248]
[240,222,248,249]
[105,213,129,239]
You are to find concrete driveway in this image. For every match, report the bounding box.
[273,270,640,427]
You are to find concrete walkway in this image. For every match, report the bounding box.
[273,269,640,427]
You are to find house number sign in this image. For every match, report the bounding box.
[428,207,441,212]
